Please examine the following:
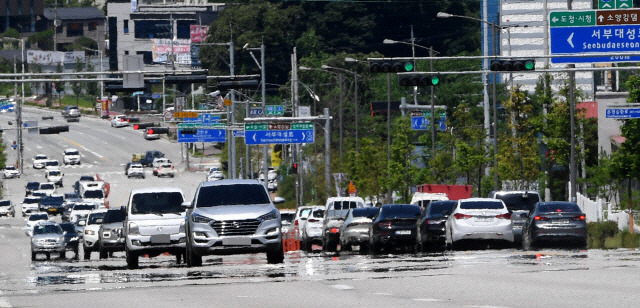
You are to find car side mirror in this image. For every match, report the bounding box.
[520,213,528,218]
[181,201,193,209]
[78,220,86,226]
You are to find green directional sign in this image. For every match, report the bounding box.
[178,123,225,128]
[617,0,633,8]
[550,11,596,27]
[245,123,268,131]
[291,122,313,130]
[600,0,614,9]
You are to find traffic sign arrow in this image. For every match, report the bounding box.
[252,133,256,142]
[552,16,559,23]
[567,32,575,48]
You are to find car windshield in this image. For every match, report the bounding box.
[42,196,64,204]
[33,224,62,235]
[299,208,312,218]
[84,190,104,199]
[35,155,47,160]
[0,200,10,206]
[65,193,80,199]
[331,201,362,210]
[352,207,380,218]
[45,161,58,166]
[428,201,458,217]
[460,201,505,210]
[29,214,48,221]
[24,197,40,204]
[80,176,94,181]
[59,223,76,233]
[88,212,106,224]
[160,164,172,168]
[103,210,125,223]
[65,150,79,155]
[495,193,540,211]
[40,183,54,190]
[48,171,61,176]
[280,213,294,223]
[131,192,184,214]
[538,202,582,213]
[196,184,270,207]
[27,182,40,189]
[73,204,95,211]
[380,205,421,218]
[6,166,15,170]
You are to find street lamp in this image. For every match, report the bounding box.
[320,64,361,154]
[243,43,268,186]
[81,46,104,100]
[437,10,500,190]
[2,37,24,174]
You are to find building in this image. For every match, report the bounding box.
[106,0,224,72]
[43,7,106,53]
[0,0,43,33]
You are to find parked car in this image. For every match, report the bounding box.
[63,148,81,165]
[59,222,80,258]
[111,115,129,127]
[489,190,541,244]
[83,209,108,260]
[140,150,164,167]
[124,187,186,269]
[44,160,61,171]
[39,195,65,215]
[98,208,126,259]
[445,198,514,250]
[155,163,176,178]
[61,105,81,118]
[0,200,15,217]
[416,200,458,252]
[25,181,40,196]
[82,189,106,208]
[339,207,380,252]
[25,213,50,237]
[369,204,421,254]
[127,163,146,179]
[2,166,20,179]
[21,196,41,216]
[32,154,48,169]
[280,209,296,235]
[322,197,365,252]
[143,128,159,140]
[31,221,66,260]
[183,179,285,266]
[45,169,63,187]
[301,206,325,252]
[522,201,588,250]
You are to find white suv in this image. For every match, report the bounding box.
[63,148,81,165]
[124,187,186,269]
[183,179,284,266]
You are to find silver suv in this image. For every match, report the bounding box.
[183,179,284,266]
[124,187,186,269]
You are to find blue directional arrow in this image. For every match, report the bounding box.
[245,129,314,145]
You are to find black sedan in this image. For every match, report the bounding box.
[522,201,588,250]
[416,200,458,252]
[59,222,81,258]
[39,195,65,215]
[369,204,421,254]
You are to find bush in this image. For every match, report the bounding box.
[588,221,618,245]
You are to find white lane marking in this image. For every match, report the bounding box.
[331,284,354,290]
[36,146,42,149]
[464,306,511,308]
[414,298,444,302]
[371,292,392,296]
[0,290,12,308]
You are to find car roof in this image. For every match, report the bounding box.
[200,179,263,187]
[64,148,79,152]
[89,208,108,214]
[490,190,540,197]
[460,197,501,202]
[326,196,365,203]
[130,187,184,194]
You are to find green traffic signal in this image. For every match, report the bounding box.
[431,76,440,86]
[404,62,414,72]
[524,60,535,70]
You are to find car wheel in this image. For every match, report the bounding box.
[175,253,182,264]
[342,242,352,252]
[579,239,588,250]
[83,248,91,260]
[303,239,312,253]
[522,234,534,251]
[358,243,369,254]
[266,242,284,264]
[31,252,36,261]
[99,245,108,259]
[73,247,79,259]
[60,250,66,259]
[126,248,139,269]
[185,241,202,267]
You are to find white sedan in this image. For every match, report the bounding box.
[155,163,176,178]
[445,198,514,249]
[2,166,20,179]
[111,115,129,127]
[32,154,48,169]
[25,213,50,236]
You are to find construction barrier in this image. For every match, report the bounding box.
[282,226,300,252]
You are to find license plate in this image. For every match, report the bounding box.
[150,234,171,244]
[48,208,57,212]
[222,237,251,246]
[554,219,570,224]
[476,217,492,222]
[395,230,411,235]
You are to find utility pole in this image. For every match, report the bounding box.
[429,46,435,157]
[482,0,491,177]
[568,0,577,203]
[338,72,343,163]
[386,73,392,203]
[229,40,236,179]
[492,24,499,191]
[261,43,268,190]
[410,25,418,106]
[324,108,331,195]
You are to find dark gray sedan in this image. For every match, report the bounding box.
[522,201,588,250]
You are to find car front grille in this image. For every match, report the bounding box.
[211,219,260,236]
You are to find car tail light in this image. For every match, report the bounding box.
[454,213,472,220]
[308,218,319,223]
[496,213,511,219]
[572,215,586,221]
[121,118,125,122]
[378,221,392,229]
[294,220,298,226]
[534,216,549,221]
[330,227,339,233]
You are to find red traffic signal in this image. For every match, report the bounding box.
[291,163,298,174]
[147,129,153,134]
[133,124,139,130]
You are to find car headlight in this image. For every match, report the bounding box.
[85,230,95,235]
[128,222,140,235]
[258,209,279,222]
[192,213,214,224]
[57,237,64,243]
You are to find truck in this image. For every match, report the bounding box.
[139,150,164,167]
[415,184,473,200]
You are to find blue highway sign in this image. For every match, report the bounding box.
[411,117,428,130]
[177,128,226,143]
[606,106,640,118]
[245,129,314,145]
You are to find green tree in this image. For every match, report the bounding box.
[70,59,85,105]
[387,117,417,203]
[344,137,387,200]
[451,102,489,194]
[85,63,99,98]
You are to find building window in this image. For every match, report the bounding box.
[134,20,170,39]
[136,51,152,64]
[88,22,97,31]
[124,50,129,55]
[124,20,129,34]
[67,23,84,37]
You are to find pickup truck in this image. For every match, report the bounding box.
[139,150,164,167]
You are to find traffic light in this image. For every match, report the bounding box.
[165,74,208,85]
[147,127,169,134]
[39,125,69,134]
[490,59,535,72]
[398,74,440,87]
[369,60,414,73]
[179,128,198,135]
[133,122,155,130]
[291,163,298,174]
[217,79,259,90]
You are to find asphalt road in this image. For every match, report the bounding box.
[1,108,640,308]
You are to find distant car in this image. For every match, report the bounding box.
[43,160,61,171]
[31,221,66,260]
[155,163,175,178]
[339,207,380,252]
[267,180,278,192]
[39,195,65,216]
[98,208,126,259]
[74,175,96,194]
[25,181,40,196]
[489,191,541,244]
[152,158,170,170]
[25,213,50,237]
[127,163,145,179]
[0,200,15,217]
[280,209,296,235]
[45,169,63,187]
[63,148,81,165]
[2,166,20,179]
[59,222,80,258]
[293,206,314,238]
[206,170,225,181]
[111,115,129,127]
[416,200,458,252]
[267,169,278,181]
[82,209,108,260]
[36,182,56,196]
[369,204,421,254]
[81,189,106,208]
[410,192,449,209]
[445,198,514,250]
[61,105,81,118]
[522,201,588,250]
[144,128,159,140]
[32,154,48,169]
[322,197,366,252]
[68,203,96,224]
[21,196,41,216]
[301,206,325,252]
[140,150,164,167]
